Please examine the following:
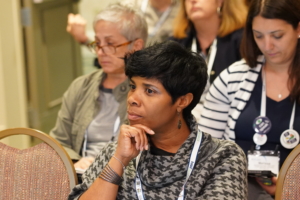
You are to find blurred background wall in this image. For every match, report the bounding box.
[0,0,116,148]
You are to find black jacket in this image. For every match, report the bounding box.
[170,28,244,83]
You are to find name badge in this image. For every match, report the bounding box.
[247,150,280,175]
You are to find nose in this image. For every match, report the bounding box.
[127,91,140,107]
[97,47,106,56]
[264,37,274,51]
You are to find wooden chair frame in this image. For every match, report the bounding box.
[275,144,300,200]
[0,127,78,189]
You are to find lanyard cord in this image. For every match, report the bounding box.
[191,38,217,77]
[135,130,203,200]
[140,0,173,37]
[83,116,121,157]
[261,67,296,129]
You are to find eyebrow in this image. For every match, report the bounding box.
[143,83,157,88]
[130,79,159,89]
[94,35,114,41]
[253,30,284,34]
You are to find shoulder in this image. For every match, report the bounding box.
[220,57,263,80]
[204,132,246,161]
[69,70,103,89]
[170,29,193,47]
[200,132,246,162]
[215,59,250,86]
[220,28,243,41]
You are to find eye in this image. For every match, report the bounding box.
[129,84,136,90]
[95,42,101,48]
[273,35,283,39]
[146,88,155,94]
[254,34,263,39]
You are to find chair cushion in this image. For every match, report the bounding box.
[0,142,70,200]
[282,153,300,200]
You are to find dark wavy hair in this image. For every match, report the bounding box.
[241,0,300,103]
[125,40,208,126]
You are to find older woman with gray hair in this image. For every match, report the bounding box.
[50,3,147,170]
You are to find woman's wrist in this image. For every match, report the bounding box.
[113,153,131,167]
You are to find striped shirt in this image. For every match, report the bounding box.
[199,56,264,140]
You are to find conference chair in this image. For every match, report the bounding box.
[275,144,300,200]
[0,127,77,200]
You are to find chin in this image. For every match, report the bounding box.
[129,120,153,129]
[129,120,141,126]
[189,14,205,22]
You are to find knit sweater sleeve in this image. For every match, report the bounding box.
[198,140,248,200]
[67,143,117,200]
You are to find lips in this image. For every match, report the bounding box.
[268,53,278,57]
[265,51,278,57]
[191,7,199,12]
[99,61,110,65]
[127,111,142,121]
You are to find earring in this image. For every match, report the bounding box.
[217,7,221,15]
[177,112,182,129]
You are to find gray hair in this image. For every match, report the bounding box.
[94,3,148,45]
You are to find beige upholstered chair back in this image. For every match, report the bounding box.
[276,144,300,200]
[0,128,77,200]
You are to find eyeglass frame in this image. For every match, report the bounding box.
[88,40,134,55]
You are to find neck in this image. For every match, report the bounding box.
[193,16,220,54]
[103,73,127,89]
[264,62,291,101]
[264,61,291,74]
[149,121,190,153]
[150,0,172,12]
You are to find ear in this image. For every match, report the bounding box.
[175,93,193,112]
[132,38,144,51]
[297,22,300,37]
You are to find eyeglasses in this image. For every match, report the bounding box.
[88,40,133,55]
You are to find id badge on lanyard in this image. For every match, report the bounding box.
[247,149,280,175]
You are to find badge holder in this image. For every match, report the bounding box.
[247,145,280,185]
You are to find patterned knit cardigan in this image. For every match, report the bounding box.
[199,56,264,140]
[68,118,247,200]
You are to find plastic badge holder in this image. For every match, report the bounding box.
[248,170,276,185]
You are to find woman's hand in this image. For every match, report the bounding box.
[256,176,277,196]
[74,157,95,170]
[66,13,88,44]
[114,124,155,166]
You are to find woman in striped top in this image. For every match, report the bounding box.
[199,0,300,199]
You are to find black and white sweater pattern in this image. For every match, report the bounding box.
[69,118,247,200]
[199,56,264,140]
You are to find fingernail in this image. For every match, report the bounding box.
[149,130,155,134]
[145,144,148,150]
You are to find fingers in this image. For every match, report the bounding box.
[67,13,86,25]
[74,157,94,170]
[130,124,155,151]
[121,124,154,151]
[66,13,87,34]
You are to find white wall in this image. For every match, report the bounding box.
[0,0,30,148]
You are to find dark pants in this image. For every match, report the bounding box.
[248,177,274,200]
